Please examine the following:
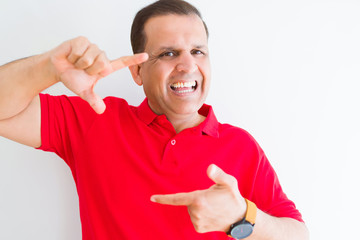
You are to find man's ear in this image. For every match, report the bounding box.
[129,64,143,86]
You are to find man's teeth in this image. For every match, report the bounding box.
[170,81,196,89]
[177,89,194,93]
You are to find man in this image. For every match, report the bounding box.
[0,0,309,239]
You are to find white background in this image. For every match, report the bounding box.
[1,0,359,239]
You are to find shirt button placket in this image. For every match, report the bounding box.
[171,139,176,145]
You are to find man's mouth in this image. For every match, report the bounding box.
[170,81,197,94]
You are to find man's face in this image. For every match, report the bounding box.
[134,14,211,119]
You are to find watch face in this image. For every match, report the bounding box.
[230,222,253,239]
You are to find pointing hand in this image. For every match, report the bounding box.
[151,164,247,233]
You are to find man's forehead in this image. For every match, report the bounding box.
[145,14,203,32]
[143,14,208,50]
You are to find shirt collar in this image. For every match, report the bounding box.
[136,98,158,126]
[198,104,219,138]
[135,98,219,138]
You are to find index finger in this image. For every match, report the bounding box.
[110,53,148,71]
[150,192,195,206]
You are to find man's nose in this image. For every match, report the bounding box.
[175,53,197,73]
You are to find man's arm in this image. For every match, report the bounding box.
[151,164,309,240]
[252,211,308,240]
[0,53,56,148]
[0,36,148,148]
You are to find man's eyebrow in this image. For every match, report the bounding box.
[193,45,207,49]
[156,46,176,52]
[154,45,208,52]
[147,47,175,58]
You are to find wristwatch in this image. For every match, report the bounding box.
[227,198,257,239]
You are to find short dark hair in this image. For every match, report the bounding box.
[130,0,209,54]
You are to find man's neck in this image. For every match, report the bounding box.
[167,112,206,134]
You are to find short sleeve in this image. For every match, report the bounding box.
[250,140,304,222]
[37,93,98,168]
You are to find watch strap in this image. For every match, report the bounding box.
[244,198,257,225]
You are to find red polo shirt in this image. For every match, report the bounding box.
[38,93,303,240]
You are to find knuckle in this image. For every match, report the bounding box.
[188,209,202,223]
[192,219,201,230]
[90,43,99,51]
[84,68,95,76]
[77,57,92,68]
[190,210,201,221]
[96,58,106,69]
[76,36,88,44]
[193,223,206,233]
[71,36,89,50]
[70,51,82,59]
[94,52,109,69]
[189,209,202,221]
[81,57,92,65]
[192,194,206,208]
[194,224,201,232]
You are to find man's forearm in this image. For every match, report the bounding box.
[0,52,58,120]
[250,209,309,240]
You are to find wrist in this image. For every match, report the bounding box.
[227,198,257,239]
[42,51,61,84]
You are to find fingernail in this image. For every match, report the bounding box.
[150,196,156,202]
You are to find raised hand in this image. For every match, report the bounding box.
[50,36,148,114]
[150,164,247,233]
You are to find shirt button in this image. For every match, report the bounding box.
[171,139,176,145]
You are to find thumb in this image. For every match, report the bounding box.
[80,89,106,114]
[207,164,238,188]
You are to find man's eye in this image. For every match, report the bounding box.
[192,49,204,55]
[159,51,176,57]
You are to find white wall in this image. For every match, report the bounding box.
[0,0,359,239]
